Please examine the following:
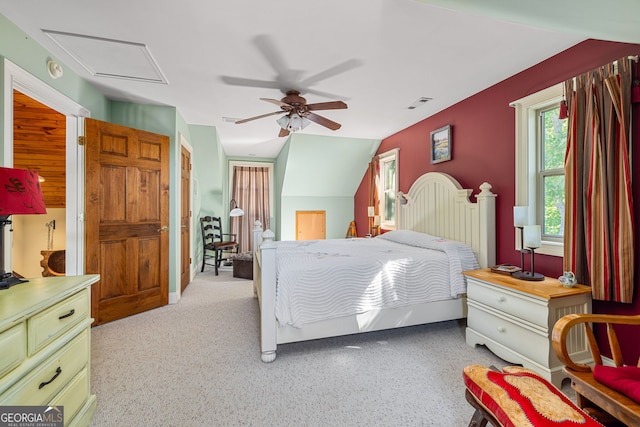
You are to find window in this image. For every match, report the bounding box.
[538,106,567,242]
[378,149,398,230]
[511,83,565,256]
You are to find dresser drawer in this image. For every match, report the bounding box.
[49,367,89,423]
[28,289,90,355]
[0,323,26,377]
[467,278,548,328]
[467,302,550,367]
[0,329,89,406]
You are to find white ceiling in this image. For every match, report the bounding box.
[1,0,638,158]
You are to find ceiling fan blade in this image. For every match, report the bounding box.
[299,58,363,87]
[278,128,290,137]
[306,101,348,111]
[306,112,341,131]
[235,111,283,124]
[220,76,283,90]
[260,98,291,108]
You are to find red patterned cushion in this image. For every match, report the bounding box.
[463,365,603,427]
[593,365,640,403]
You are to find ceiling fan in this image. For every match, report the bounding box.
[235,90,348,137]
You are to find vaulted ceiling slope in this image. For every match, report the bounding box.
[0,0,637,158]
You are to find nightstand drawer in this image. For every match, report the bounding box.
[467,303,550,367]
[467,278,547,328]
[0,323,26,377]
[28,288,90,355]
[0,329,89,406]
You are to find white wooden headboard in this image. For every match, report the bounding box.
[397,172,496,268]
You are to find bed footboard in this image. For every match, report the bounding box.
[253,223,278,362]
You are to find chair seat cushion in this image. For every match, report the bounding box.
[214,241,237,249]
[463,364,603,427]
[593,365,640,403]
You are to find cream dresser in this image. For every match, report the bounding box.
[464,269,592,388]
[0,274,99,426]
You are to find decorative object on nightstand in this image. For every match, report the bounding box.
[489,264,521,275]
[558,271,577,288]
[464,268,592,388]
[511,206,544,281]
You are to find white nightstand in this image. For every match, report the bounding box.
[464,269,592,388]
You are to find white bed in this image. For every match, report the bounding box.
[252,172,496,362]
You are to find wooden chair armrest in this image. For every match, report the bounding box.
[552,313,640,372]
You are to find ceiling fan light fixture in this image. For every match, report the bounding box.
[288,113,310,132]
[276,113,310,132]
[276,115,290,130]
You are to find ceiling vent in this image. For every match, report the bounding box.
[42,30,168,84]
[407,97,432,109]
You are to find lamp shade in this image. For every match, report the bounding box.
[276,115,290,130]
[523,225,541,249]
[513,206,528,227]
[229,199,244,217]
[0,167,46,216]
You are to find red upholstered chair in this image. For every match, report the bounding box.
[200,216,238,275]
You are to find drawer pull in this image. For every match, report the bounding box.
[497,296,507,302]
[497,326,506,333]
[39,367,62,389]
[58,309,75,320]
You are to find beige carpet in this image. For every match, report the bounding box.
[90,268,512,426]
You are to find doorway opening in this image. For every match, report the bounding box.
[3,58,89,277]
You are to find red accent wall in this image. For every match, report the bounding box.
[355,39,640,361]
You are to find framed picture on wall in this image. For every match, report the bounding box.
[430,125,452,164]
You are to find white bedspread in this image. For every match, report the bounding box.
[274,230,479,327]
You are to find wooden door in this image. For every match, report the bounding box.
[180,146,191,292]
[85,118,170,325]
[296,211,326,240]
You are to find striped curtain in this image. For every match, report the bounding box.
[564,57,634,302]
[231,166,270,253]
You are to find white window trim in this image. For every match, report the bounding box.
[378,148,399,230]
[510,83,564,257]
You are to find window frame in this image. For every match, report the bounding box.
[537,105,565,243]
[511,83,564,257]
[377,148,399,231]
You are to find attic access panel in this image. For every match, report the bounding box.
[42,30,168,84]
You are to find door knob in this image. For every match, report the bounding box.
[158,226,169,232]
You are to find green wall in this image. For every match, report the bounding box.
[276,134,379,240]
[189,124,227,265]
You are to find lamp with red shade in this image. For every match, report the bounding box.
[0,167,47,289]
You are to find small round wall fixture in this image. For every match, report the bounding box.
[47,59,63,79]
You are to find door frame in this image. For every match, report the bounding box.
[3,59,90,275]
[178,133,194,298]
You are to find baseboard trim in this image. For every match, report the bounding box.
[169,292,180,304]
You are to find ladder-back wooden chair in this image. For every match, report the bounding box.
[200,216,239,275]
